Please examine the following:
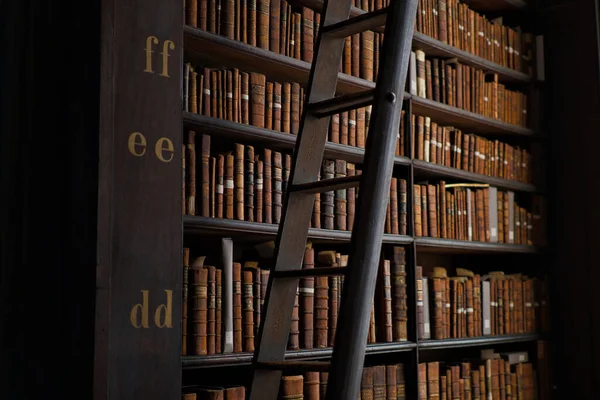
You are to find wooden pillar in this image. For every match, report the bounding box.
[94,0,183,398]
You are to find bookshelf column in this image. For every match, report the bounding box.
[95,0,183,398]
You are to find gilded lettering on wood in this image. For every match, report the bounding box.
[144,36,159,74]
[144,36,174,77]
[155,137,175,162]
[130,289,174,328]
[128,132,147,156]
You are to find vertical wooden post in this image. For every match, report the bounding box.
[95,0,183,398]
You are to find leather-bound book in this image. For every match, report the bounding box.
[318,251,338,346]
[224,386,245,400]
[385,365,397,400]
[186,132,197,216]
[257,0,269,49]
[273,152,283,223]
[414,185,422,236]
[244,262,261,337]
[361,367,374,400]
[427,184,438,238]
[281,376,303,400]
[334,160,347,230]
[343,36,352,74]
[210,157,217,217]
[312,180,321,229]
[390,178,399,234]
[349,109,356,146]
[265,82,274,130]
[217,154,225,219]
[198,0,207,30]
[282,82,291,133]
[302,8,314,63]
[421,184,428,237]
[233,262,243,352]
[330,114,340,143]
[294,13,302,60]
[207,266,217,354]
[304,371,319,400]
[226,70,233,121]
[190,70,198,114]
[283,154,291,194]
[232,69,239,123]
[321,160,335,230]
[183,392,197,400]
[216,269,223,353]
[428,362,440,400]
[202,68,211,116]
[261,268,270,314]
[372,365,386,400]
[240,72,249,124]
[351,34,360,77]
[472,370,480,400]
[269,0,280,53]
[416,266,424,339]
[247,0,257,46]
[263,149,273,224]
[250,73,265,128]
[432,268,446,339]
[186,0,198,26]
[199,134,211,218]
[320,372,328,398]
[289,286,300,350]
[271,82,282,131]
[357,108,366,148]
[392,247,408,341]
[255,157,263,223]
[347,163,356,230]
[376,259,393,342]
[396,364,406,400]
[242,270,255,351]
[191,257,208,355]
[300,247,315,349]
[245,145,255,222]
[279,2,288,55]
[182,249,190,355]
[340,111,349,145]
[417,363,427,400]
[291,83,301,134]
[225,154,235,219]
[398,179,407,235]
[233,144,244,221]
[462,363,471,400]
[314,272,329,348]
[440,376,447,400]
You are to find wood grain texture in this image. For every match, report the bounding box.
[95,0,183,398]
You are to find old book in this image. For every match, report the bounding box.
[232,262,242,352]
[373,365,386,400]
[216,269,223,353]
[182,249,190,355]
[233,144,244,221]
[376,258,393,342]
[418,363,427,400]
[300,246,315,348]
[207,266,217,354]
[392,247,408,341]
[335,160,348,230]
[245,146,255,222]
[191,257,208,355]
[242,270,255,351]
[361,367,374,400]
[304,371,319,400]
[272,151,283,223]
[263,149,272,224]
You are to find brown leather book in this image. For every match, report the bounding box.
[291,83,300,134]
[390,178,399,235]
[250,73,265,128]
[421,184,429,237]
[186,0,198,26]
[263,149,272,224]
[199,134,211,218]
[269,0,280,53]
[217,154,225,219]
[301,8,314,63]
[399,179,407,235]
[216,269,223,353]
[427,184,438,238]
[206,266,217,354]
[247,0,257,46]
[347,163,356,230]
[282,82,291,133]
[210,156,217,217]
[372,365,386,400]
[334,160,348,230]
[190,69,198,114]
[357,107,366,148]
[391,247,407,341]
[281,376,304,399]
[234,144,244,221]
[225,153,234,219]
[256,0,269,49]
[279,3,288,55]
[224,386,245,400]
[385,365,397,400]
[417,363,427,400]
[321,160,335,230]
[242,270,255,351]
[416,266,424,340]
[304,371,319,400]
[232,69,240,123]
[349,109,356,146]
[265,82,273,130]
[183,392,197,400]
[320,372,328,398]
[226,70,233,121]
[362,367,374,400]
[255,157,263,223]
[245,145,255,222]
[314,273,329,348]
[300,247,315,349]
[182,249,190,355]
[186,132,197,216]
[273,151,283,223]
[233,262,242,352]
[191,258,208,355]
[414,185,422,236]
[198,0,208,30]
[376,259,393,342]
[289,288,300,350]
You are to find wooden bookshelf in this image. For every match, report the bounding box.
[418,334,540,350]
[415,237,539,254]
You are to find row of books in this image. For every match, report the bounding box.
[410,49,528,127]
[413,182,545,246]
[182,63,406,155]
[182,242,408,356]
[182,363,406,399]
[183,0,535,75]
[183,134,409,234]
[411,114,532,184]
[416,267,550,340]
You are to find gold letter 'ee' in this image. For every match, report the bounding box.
[160,40,175,77]
[144,36,159,73]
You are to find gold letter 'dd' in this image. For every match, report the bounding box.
[144,36,159,74]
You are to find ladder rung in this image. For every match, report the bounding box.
[308,89,375,118]
[321,8,389,38]
[290,175,361,194]
[257,361,331,372]
[272,267,348,279]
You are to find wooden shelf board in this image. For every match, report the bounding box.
[183,113,411,167]
[184,216,414,244]
[182,342,416,369]
[415,237,538,254]
[184,26,374,95]
[413,160,537,192]
[411,96,535,136]
[184,28,536,137]
[418,334,540,350]
[461,0,529,12]
[412,32,531,84]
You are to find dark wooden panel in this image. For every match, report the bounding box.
[95,0,183,398]
[544,0,600,397]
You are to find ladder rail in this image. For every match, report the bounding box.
[248,0,353,396]
[324,0,419,399]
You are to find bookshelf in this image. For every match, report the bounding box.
[179,0,550,396]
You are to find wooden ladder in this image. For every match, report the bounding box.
[248,0,418,398]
